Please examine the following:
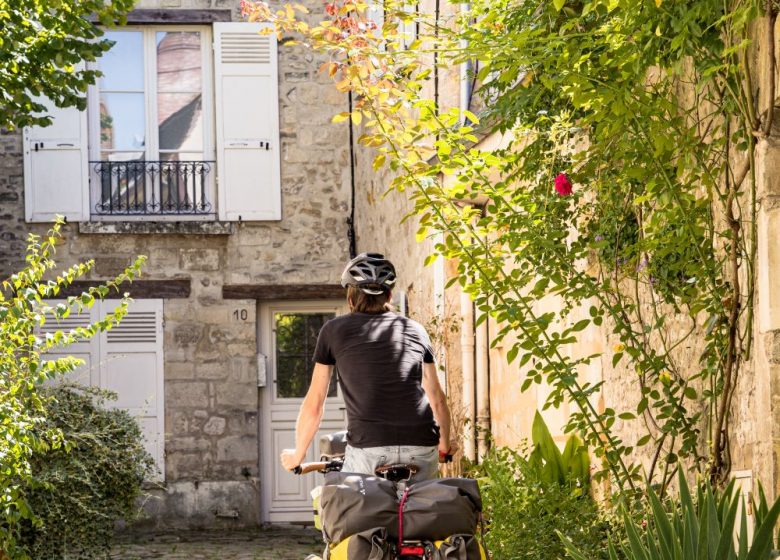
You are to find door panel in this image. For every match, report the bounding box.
[259,301,347,523]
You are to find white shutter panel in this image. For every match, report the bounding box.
[214,22,281,221]
[99,299,165,477]
[40,302,99,387]
[23,98,89,223]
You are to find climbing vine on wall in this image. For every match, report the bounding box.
[244,0,773,494]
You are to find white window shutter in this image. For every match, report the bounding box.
[40,302,100,388]
[23,98,89,223]
[99,299,166,478]
[214,22,281,221]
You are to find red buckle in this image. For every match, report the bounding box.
[400,545,425,555]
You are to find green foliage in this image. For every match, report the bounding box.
[19,385,155,559]
[0,0,135,129]
[529,411,590,490]
[0,220,145,558]
[248,0,769,491]
[474,445,616,560]
[562,469,780,560]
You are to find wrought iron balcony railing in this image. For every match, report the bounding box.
[91,160,215,216]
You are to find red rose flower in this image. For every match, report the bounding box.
[554,173,573,196]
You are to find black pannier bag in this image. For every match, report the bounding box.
[320,473,483,546]
[320,472,398,543]
[401,478,482,541]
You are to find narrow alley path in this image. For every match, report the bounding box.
[110,526,322,560]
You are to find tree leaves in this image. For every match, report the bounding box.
[0,0,134,129]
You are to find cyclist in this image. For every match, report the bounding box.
[280,252,455,481]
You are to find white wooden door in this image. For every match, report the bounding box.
[259,301,347,523]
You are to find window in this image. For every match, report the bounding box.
[24,22,282,224]
[274,312,338,399]
[91,27,215,217]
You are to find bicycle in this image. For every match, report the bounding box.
[293,432,487,560]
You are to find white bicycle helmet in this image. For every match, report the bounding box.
[340,253,397,295]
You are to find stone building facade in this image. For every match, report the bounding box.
[0,0,359,528]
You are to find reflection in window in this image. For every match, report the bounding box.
[275,313,337,399]
[157,32,203,156]
[99,32,145,158]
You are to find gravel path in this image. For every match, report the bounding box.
[110,526,322,560]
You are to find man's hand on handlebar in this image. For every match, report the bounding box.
[280,448,305,471]
[439,440,459,463]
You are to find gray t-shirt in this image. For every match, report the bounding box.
[313,311,440,448]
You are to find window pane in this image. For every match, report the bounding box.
[156,32,202,93]
[100,93,145,151]
[158,93,203,151]
[100,31,144,91]
[275,313,337,399]
[157,32,203,155]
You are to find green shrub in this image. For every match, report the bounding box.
[18,385,155,559]
[0,221,144,558]
[562,469,780,560]
[474,446,616,560]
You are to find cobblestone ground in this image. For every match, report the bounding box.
[110,526,323,560]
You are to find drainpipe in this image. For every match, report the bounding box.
[433,239,447,378]
[459,4,473,123]
[475,312,490,460]
[458,2,478,462]
[460,291,476,462]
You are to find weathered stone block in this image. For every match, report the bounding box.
[766,331,780,364]
[167,381,209,408]
[203,416,227,436]
[216,435,257,463]
[165,361,195,379]
[229,356,256,383]
[138,481,261,530]
[196,360,230,380]
[166,436,210,453]
[215,382,257,408]
[227,411,258,435]
[181,248,221,271]
[174,323,204,346]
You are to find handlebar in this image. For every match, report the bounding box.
[292,461,339,475]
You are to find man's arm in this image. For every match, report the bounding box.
[280,362,333,471]
[422,361,455,459]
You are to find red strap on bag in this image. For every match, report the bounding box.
[398,486,411,552]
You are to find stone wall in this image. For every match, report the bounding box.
[0,0,351,528]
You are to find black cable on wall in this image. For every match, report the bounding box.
[347,89,357,259]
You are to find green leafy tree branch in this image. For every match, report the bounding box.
[0,0,135,129]
[245,0,771,494]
